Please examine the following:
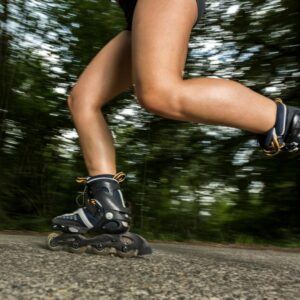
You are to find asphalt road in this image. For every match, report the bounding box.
[0,234,299,299]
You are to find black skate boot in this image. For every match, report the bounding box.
[258,98,300,156]
[47,172,152,257]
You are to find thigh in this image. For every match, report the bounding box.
[131,0,198,87]
[72,31,132,107]
[118,0,204,31]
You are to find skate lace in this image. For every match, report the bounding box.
[75,185,88,207]
[113,171,126,183]
[75,171,126,207]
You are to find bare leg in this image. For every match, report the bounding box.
[68,31,132,176]
[132,0,276,134]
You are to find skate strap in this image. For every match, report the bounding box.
[260,98,287,156]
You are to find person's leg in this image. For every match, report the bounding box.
[68,31,132,176]
[131,0,277,134]
[50,30,152,255]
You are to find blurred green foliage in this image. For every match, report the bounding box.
[0,0,299,246]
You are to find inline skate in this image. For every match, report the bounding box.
[47,172,152,257]
[258,98,300,156]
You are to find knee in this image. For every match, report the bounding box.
[67,85,101,114]
[67,86,83,114]
[66,93,79,118]
[135,81,183,117]
[67,94,74,111]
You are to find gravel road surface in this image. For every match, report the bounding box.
[0,234,299,299]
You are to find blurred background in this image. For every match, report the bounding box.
[0,0,299,246]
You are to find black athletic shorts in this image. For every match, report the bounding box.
[117,0,205,31]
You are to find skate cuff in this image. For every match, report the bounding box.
[258,98,300,156]
[258,99,287,156]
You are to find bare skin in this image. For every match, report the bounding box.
[132,0,276,131]
[68,0,277,176]
[68,31,132,175]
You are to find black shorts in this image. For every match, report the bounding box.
[118,0,205,31]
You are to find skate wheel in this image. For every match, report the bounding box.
[116,234,139,258]
[47,233,63,251]
[116,249,138,258]
[90,246,115,256]
[68,244,87,254]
